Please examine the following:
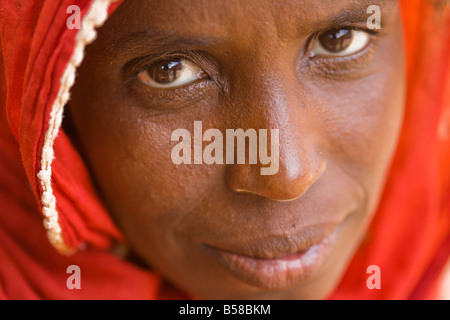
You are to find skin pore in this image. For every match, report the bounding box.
[65,0,406,299]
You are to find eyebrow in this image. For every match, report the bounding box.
[306,0,389,32]
[106,0,389,56]
[104,30,217,58]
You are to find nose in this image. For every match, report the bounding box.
[225,67,325,202]
[226,132,326,202]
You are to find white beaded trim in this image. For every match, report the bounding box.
[36,0,117,255]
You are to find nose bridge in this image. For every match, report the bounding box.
[224,60,325,201]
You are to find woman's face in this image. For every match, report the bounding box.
[67,0,406,299]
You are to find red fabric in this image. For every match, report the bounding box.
[0,0,448,299]
[0,0,160,300]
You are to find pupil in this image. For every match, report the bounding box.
[319,29,353,53]
[150,60,183,84]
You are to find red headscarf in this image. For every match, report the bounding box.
[0,0,448,299]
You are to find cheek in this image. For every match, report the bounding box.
[320,72,405,176]
[68,94,226,252]
[312,57,405,213]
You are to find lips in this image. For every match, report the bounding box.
[203,224,341,289]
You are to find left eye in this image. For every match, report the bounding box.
[137,58,207,88]
[311,29,370,57]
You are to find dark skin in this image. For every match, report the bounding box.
[66,0,406,299]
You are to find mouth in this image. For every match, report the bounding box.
[203,224,342,290]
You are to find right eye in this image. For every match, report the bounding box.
[137,58,208,88]
[311,28,371,57]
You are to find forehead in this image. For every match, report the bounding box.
[107,0,392,47]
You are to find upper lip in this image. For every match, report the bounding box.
[203,222,340,259]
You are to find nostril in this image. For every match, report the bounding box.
[225,153,326,202]
[279,160,327,202]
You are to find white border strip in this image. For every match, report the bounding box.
[36,0,117,255]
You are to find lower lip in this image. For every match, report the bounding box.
[205,229,340,290]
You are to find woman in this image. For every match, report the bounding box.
[0,0,448,299]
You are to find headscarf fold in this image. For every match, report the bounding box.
[0,0,448,299]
